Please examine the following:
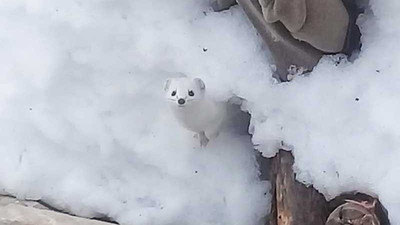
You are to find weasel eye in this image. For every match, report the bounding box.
[171,91,177,96]
[188,90,194,97]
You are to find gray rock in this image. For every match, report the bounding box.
[0,196,114,225]
[0,196,48,210]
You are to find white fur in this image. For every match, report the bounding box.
[164,75,226,147]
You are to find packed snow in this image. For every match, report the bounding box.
[1,0,400,224]
[0,1,269,225]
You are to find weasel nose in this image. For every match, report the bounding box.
[178,98,186,105]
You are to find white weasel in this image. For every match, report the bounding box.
[164,75,226,147]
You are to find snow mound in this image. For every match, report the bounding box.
[235,1,400,223]
[0,1,269,225]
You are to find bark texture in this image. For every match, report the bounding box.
[268,150,329,225]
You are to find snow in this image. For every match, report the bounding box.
[239,1,400,223]
[1,0,400,224]
[0,1,269,225]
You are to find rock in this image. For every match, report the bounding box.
[0,196,114,225]
[0,196,48,210]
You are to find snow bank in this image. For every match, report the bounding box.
[0,1,269,225]
[234,0,400,223]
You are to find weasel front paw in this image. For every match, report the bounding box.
[199,131,209,148]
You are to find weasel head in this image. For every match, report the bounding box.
[164,75,205,108]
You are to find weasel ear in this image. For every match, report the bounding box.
[164,79,171,92]
[194,78,205,91]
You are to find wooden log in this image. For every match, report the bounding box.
[265,150,389,225]
[327,192,390,225]
[268,150,329,225]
